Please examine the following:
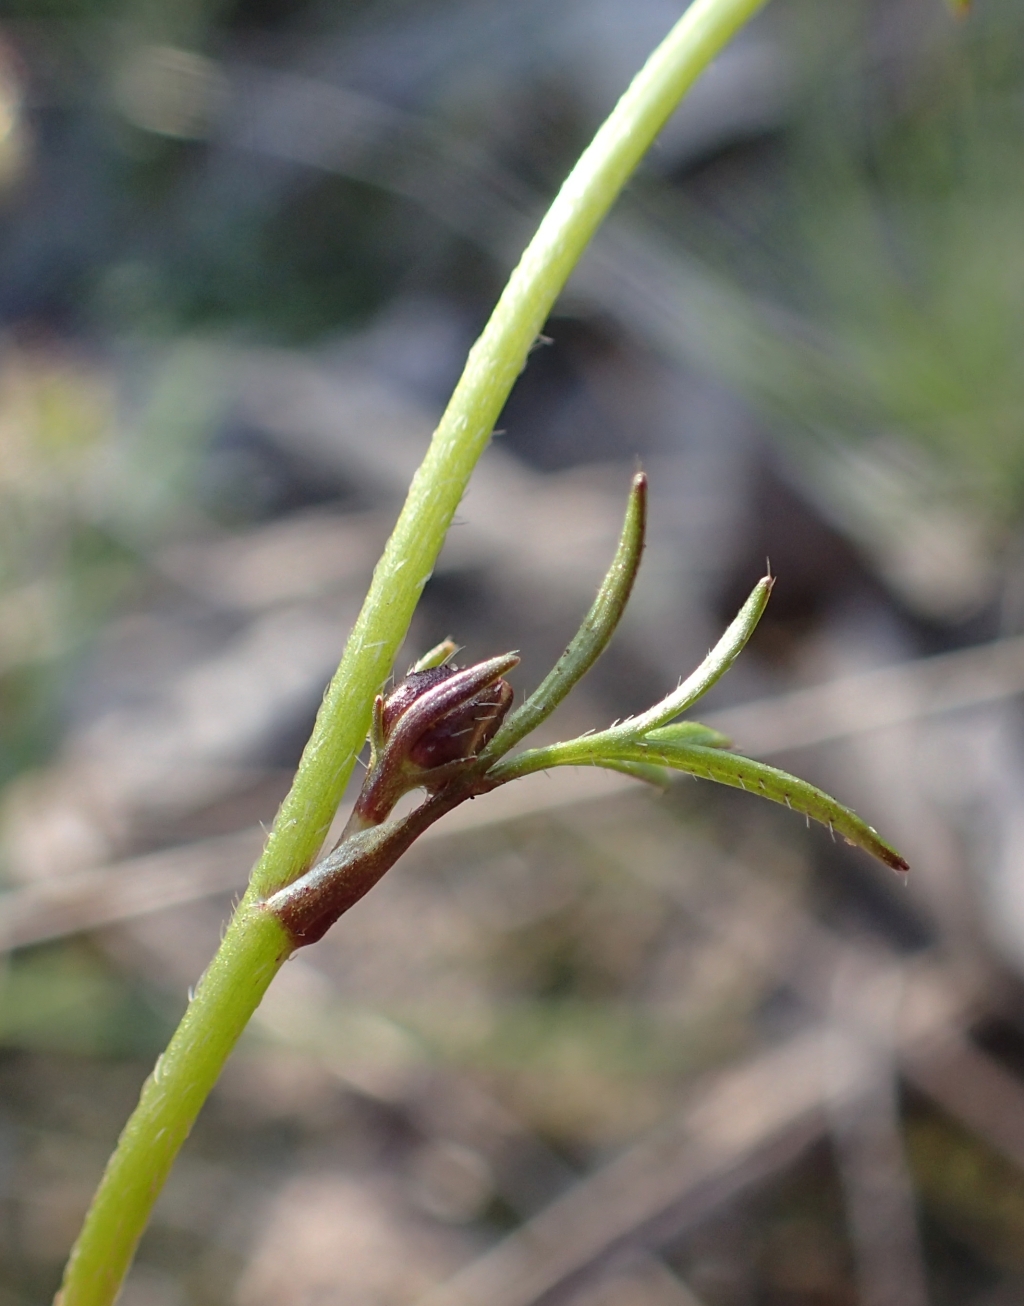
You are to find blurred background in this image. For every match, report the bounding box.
[2,0,1024,1301]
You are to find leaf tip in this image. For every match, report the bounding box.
[628,469,649,534]
[846,833,909,874]
[870,826,910,873]
[409,638,461,674]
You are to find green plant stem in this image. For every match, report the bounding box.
[57,1,771,1301]
[55,905,289,1305]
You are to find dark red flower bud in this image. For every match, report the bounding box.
[383,665,514,768]
[345,652,518,834]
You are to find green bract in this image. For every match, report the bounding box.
[267,471,906,961]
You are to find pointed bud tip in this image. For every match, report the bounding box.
[487,650,521,673]
[380,652,519,767]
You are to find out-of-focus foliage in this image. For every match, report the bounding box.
[906,1106,1024,1274]
[0,350,124,782]
[0,342,226,788]
[651,0,1024,613]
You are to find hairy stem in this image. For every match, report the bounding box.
[55,906,290,1304]
[57,1,772,1300]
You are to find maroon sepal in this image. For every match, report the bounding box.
[348,651,517,832]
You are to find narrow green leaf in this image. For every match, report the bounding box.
[609,574,773,738]
[634,741,908,872]
[489,734,908,873]
[479,472,647,763]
